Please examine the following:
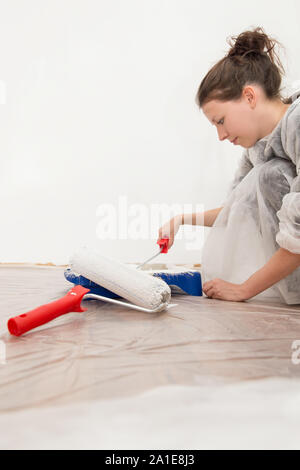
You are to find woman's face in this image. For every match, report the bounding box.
[202,89,262,148]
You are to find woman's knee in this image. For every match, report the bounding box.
[257,159,295,209]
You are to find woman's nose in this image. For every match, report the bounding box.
[217,127,229,141]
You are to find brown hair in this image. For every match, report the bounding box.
[195,27,291,107]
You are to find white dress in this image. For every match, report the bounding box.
[201,93,300,304]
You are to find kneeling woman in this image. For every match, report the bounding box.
[159,27,300,304]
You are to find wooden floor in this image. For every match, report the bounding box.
[1,264,300,413]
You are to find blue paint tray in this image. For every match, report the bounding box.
[64,266,202,298]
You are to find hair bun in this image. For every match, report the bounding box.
[196,26,285,107]
[227,27,275,59]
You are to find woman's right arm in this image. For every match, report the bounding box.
[181,207,224,227]
[158,207,223,249]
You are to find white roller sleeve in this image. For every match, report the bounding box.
[70,246,171,310]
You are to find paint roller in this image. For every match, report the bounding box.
[7,245,173,337]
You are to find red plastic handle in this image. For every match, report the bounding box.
[157,238,169,253]
[7,285,90,337]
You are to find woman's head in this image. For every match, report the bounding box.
[196,27,289,148]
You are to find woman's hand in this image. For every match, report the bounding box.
[158,215,182,250]
[202,278,250,302]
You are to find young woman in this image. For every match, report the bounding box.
[158,27,300,304]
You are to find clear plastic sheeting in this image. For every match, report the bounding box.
[1,378,300,450]
[1,265,300,449]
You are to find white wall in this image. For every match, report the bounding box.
[1,0,300,265]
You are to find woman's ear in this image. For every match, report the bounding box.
[242,85,257,108]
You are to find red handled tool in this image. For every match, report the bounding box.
[7,285,90,337]
[137,238,169,269]
[7,269,173,337]
[7,238,170,337]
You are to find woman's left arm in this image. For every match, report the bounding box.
[203,247,300,301]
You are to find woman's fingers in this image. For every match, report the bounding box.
[158,217,181,250]
[203,281,215,298]
[205,288,215,298]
